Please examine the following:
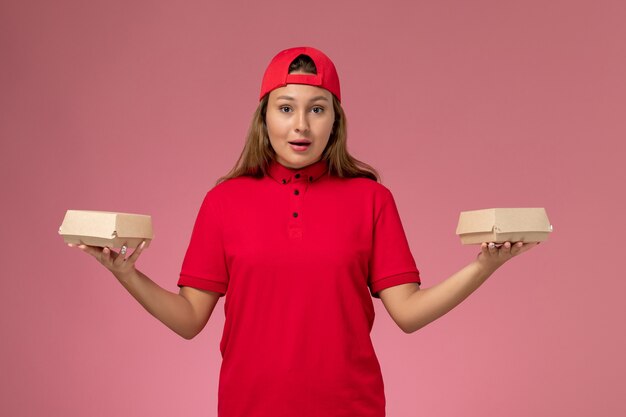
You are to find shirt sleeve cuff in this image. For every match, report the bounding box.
[178,273,227,296]
[370,271,421,298]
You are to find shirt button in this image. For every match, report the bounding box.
[295,173,301,179]
[294,189,300,196]
[293,212,299,218]
[282,179,287,184]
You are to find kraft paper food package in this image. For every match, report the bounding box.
[456,208,552,244]
[59,210,153,248]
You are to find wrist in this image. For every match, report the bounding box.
[113,268,137,285]
[472,258,500,278]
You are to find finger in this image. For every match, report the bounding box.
[113,242,129,266]
[488,242,498,255]
[101,246,113,264]
[515,242,539,255]
[127,240,146,264]
[510,241,525,255]
[500,241,512,256]
[77,244,104,258]
[477,242,488,259]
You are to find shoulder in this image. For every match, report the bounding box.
[331,176,395,200]
[205,176,263,197]
[324,177,398,218]
[195,177,264,212]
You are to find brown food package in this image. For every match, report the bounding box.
[456,208,552,245]
[59,210,153,248]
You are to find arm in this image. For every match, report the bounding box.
[378,241,539,334]
[70,241,220,340]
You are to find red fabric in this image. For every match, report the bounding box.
[259,46,342,101]
[179,159,420,417]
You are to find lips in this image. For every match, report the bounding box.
[288,140,311,152]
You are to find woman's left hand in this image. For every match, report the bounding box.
[476,241,540,270]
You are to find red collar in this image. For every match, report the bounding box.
[268,159,329,184]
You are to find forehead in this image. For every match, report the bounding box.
[269,83,333,101]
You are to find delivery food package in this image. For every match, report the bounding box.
[59,210,153,248]
[456,208,552,245]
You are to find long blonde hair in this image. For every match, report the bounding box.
[218,56,379,184]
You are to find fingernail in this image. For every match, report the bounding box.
[140,241,146,249]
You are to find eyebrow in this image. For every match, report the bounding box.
[275,95,329,102]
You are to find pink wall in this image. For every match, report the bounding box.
[1,0,624,416]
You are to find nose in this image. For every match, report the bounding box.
[294,110,309,133]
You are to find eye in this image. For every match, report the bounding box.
[279,106,292,113]
[311,106,324,114]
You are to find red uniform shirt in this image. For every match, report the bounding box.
[179,159,420,417]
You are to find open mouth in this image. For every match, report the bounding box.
[288,140,311,151]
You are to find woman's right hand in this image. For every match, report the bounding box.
[68,239,219,339]
[69,240,146,281]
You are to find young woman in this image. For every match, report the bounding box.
[71,46,538,417]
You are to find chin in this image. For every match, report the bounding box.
[282,160,308,169]
[278,155,321,169]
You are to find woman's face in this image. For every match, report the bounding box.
[266,82,335,169]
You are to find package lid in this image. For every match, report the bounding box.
[59,210,153,239]
[456,208,552,234]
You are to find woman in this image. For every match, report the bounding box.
[71,46,538,417]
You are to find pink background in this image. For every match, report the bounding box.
[1,0,624,416]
